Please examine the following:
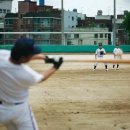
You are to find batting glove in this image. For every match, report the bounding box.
[53,57,63,69]
[45,56,55,63]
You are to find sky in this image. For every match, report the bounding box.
[12,0,130,16]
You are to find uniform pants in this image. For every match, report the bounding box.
[113,55,121,67]
[94,57,108,68]
[0,101,38,130]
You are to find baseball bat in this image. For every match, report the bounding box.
[64,59,130,64]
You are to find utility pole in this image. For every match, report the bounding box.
[61,0,65,45]
[113,0,116,45]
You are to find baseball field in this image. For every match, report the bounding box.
[0,54,130,130]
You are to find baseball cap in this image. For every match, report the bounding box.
[11,38,41,61]
[14,38,41,54]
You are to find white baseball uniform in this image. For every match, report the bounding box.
[0,50,44,130]
[113,47,123,69]
[113,47,123,60]
[94,48,108,68]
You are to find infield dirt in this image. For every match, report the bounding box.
[0,54,130,130]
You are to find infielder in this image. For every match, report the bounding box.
[113,44,123,70]
[0,38,63,130]
[93,43,108,71]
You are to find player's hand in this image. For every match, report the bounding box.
[45,56,63,69]
[44,56,55,63]
[53,57,63,69]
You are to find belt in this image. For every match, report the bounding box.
[0,101,23,105]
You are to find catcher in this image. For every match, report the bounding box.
[113,44,123,70]
[0,38,63,130]
[93,43,108,71]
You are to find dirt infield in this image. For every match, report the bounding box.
[0,54,130,130]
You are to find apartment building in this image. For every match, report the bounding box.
[0,0,13,44]
[0,0,12,18]
[68,27,110,45]
[4,0,62,45]
[75,15,112,45]
[2,1,129,45]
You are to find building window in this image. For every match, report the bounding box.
[3,9,6,13]
[94,41,97,45]
[0,9,2,13]
[27,19,30,24]
[100,34,103,38]
[94,34,98,38]
[20,14,23,19]
[74,34,79,38]
[79,39,83,45]
[7,10,10,13]
[72,16,74,21]
[105,34,107,38]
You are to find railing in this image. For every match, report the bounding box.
[0,31,114,45]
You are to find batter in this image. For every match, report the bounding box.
[0,38,63,130]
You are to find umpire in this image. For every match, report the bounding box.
[0,38,63,130]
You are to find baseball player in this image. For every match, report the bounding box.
[93,43,108,71]
[0,38,63,130]
[113,44,123,70]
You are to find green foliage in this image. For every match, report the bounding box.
[123,12,130,33]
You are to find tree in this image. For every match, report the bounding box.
[123,12,130,44]
[123,12,130,33]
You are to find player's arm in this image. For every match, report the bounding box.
[31,53,46,60]
[40,67,57,82]
[95,50,98,59]
[120,49,123,59]
[113,50,116,59]
[30,54,58,62]
[39,56,63,82]
[95,54,97,59]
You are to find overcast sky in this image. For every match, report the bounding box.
[12,0,130,16]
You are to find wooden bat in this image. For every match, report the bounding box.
[64,59,130,64]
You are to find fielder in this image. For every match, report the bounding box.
[0,38,63,130]
[93,43,108,71]
[113,44,123,70]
